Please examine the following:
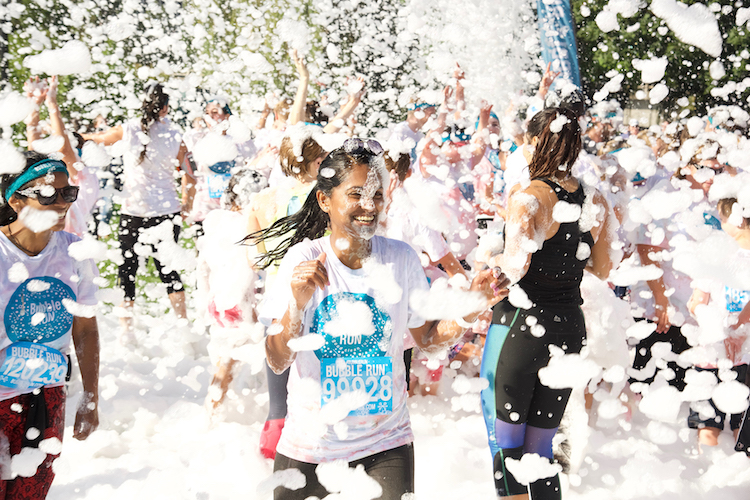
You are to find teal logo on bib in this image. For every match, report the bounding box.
[311,292,391,359]
[4,277,76,343]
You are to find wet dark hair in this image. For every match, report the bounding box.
[72,131,85,150]
[528,107,582,181]
[525,110,547,142]
[384,152,410,182]
[223,168,266,209]
[244,148,383,269]
[558,89,586,118]
[139,83,170,163]
[1,151,50,226]
[306,100,328,125]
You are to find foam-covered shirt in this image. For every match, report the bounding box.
[183,128,257,221]
[119,118,182,217]
[0,231,99,401]
[259,235,430,462]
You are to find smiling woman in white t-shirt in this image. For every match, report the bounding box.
[249,139,509,500]
[0,151,100,498]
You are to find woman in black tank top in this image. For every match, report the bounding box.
[480,108,616,500]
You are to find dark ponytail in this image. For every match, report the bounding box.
[528,107,582,181]
[244,148,383,269]
[139,83,170,164]
[1,151,50,226]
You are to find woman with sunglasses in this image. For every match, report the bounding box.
[82,83,192,339]
[0,151,100,498]
[250,138,508,499]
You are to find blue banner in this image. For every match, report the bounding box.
[538,0,581,88]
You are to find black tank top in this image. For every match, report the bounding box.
[517,178,594,306]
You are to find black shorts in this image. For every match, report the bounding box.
[273,444,414,500]
[481,299,586,430]
[688,364,748,431]
[118,213,183,300]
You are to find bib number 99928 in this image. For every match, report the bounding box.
[320,356,393,416]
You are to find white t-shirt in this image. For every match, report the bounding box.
[259,235,430,462]
[184,128,257,221]
[0,231,99,401]
[627,181,719,327]
[119,118,182,217]
[384,188,450,263]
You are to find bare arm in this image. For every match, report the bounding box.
[418,86,452,176]
[496,183,552,283]
[288,50,309,126]
[585,193,615,280]
[435,252,466,278]
[469,101,493,167]
[538,62,560,100]
[731,298,750,330]
[409,268,509,354]
[82,125,123,146]
[177,142,195,217]
[687,288,710,315]
[71,316,100,440]
[256,102,272,130]
[637,244,671,333]
[45,76,79,180]
[266,253,329,373]
[322,77,365,134]
[453,63,465,120]
[24,77,47,147]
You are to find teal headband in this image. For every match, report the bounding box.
[407,102,436,112]
[5,159,69,201]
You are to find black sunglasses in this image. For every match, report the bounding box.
[18,185,79,205]
[343,138,384,156]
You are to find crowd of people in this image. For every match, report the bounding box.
[1,50,750,500]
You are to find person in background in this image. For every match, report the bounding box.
[0,151,100,499]
[82,83,193,341]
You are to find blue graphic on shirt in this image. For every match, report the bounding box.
[310,292,390,359]
[704,212,722,231]
[4,277,76,343]
[725,286,750,313]
[311,292,394,415]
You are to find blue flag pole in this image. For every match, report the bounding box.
[538,0,581,88]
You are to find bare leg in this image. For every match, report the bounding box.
[698,427,720,447]
[120,299,134,330]
[208,358,238,409]
[168,291,187,320]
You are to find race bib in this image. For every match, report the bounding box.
[725,285,750,313]
[207,173,231,199]
[0,342,68,391]
[320,357,393,416]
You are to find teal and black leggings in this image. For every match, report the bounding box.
[480,299,586,498]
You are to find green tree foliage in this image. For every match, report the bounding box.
[571,0,750,114]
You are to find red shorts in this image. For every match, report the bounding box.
[0,386,66,500]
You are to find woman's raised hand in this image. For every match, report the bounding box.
[24,76,48,106]
[291,49,309,80]
[290,253,329,310]
[45,75,59,105]
[470,267,510,308]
